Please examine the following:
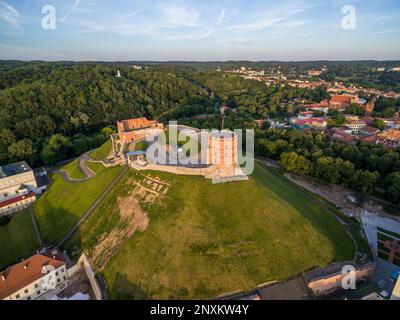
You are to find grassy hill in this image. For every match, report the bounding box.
[65,162,355,299]
[89,140,112,160]
[62,159,86,180]
[34,163,124,244]
[0,210,40,269]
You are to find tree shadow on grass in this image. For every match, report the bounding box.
[109,272,151,300]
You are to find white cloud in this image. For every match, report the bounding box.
[0,1,19,28]
[227,8,306,31]
[165,29,214,40]
[116,9,144,21]
[373,29,400,35]
[159,4,199,27]
[214,9,225,25]
[61,0,81,23]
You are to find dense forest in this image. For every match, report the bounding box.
[1,60,400,207]
[0,61,329,166]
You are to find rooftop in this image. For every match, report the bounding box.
[209,130,236,139]
[0,162,32,179]
[0,250,66,300]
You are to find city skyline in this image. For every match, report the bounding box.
[0,0,400,61]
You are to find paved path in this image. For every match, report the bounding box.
[53,152,98,183]
[29,206,43,247]
[58,165,129,248]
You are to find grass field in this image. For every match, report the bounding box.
[89,140,112,160]
[0,210,40,269]
[65,162,354,299]
[134,141,147,151]
[34,162,124,245]
[63,159,86,179]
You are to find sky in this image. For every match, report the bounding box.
[0,0,399,61]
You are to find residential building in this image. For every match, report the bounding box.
[0,249,68,300]
[291,118,327,130]
[329,94,359,109]
[345,120,367,134]
[360,126,380,136]
[327,128,358,144]
[345,115,360,122]
[378,118,400,129]
[305,263,375,297]
[383,91,400,99]
[308,69,324,76]
[377,129,400,148]
[0,162,39,216]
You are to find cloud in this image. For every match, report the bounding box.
[373,29,400,35]
[116,9,144,21]
[227,8,307,31]
[0,1,19,28]
[165,29,214,40]
[214,9,225,25]
[159,4,199,27]
[61,0,81,23]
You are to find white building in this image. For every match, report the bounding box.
[345,120,367,134]
[0,250,69,300]
[0,162,40,216]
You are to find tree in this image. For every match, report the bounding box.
[313,156,341,184]
[8,139,34,161]
[386,172,400,204]
[40,134,72,165]
[351,170,380,196]
[327,114,346,128]
[101,127,115,136]
[372,118,385,130]
[280,152,310,175]
[345,103,365,116]
[0,129,16,150]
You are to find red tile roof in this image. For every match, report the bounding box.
[330,94,357,104]
[0,192,35,209]
[0,251,66,300]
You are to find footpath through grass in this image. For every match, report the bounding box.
[89,140,112,160]
[63,159,86,179]
[66,162,355,299]
[0,210,40,269]
[34,162,124,245]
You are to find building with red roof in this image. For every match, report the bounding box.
[329,94,359,109]
[0,249,68,300]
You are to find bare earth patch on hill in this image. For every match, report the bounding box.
[91,176,169,270]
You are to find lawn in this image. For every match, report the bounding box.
[134,140,147,151]
[65,162,354,299]
[0,210,40,269]
[89,140,112,160]
[63,159,86,179]
[34,162,124,245]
